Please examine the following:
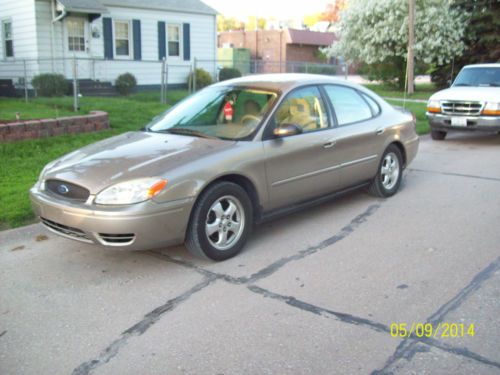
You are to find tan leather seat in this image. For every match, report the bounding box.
[277,98,318,130]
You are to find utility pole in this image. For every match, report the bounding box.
[407,0,415,94]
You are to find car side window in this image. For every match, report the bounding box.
[324,85,373,126]
[361,93,381,116]
[274,86,329,133]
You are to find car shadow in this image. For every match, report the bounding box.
[441,131,500,147]
[157,186,381,265]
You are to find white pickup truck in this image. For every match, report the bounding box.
[426,63,500,140]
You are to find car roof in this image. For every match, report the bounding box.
[462,63,500,69]
[212,73,363,92]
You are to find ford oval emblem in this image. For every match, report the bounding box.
[57,184,69,194]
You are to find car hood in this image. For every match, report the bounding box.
[430,87,500,102]
[43,131,234,194]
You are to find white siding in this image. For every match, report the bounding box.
[89,6,217,85]
[0,0,38,81]
[0,0,37,59]
[0,0,217,86]
[35,0,65,76]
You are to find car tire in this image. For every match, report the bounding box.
[368,145,403,198]
[431,130,447,140]
[185,181,253,261]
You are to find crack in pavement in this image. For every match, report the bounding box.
[247,284,391,334]
[247,285,500,371]
[371,256,500,374]
[149,203,381,285]
[150,219,500,372]
[244,204,381,283]
[71,201,499,375]
[408,168,500,182]
[72,203,381,375]
[71,276,217,375]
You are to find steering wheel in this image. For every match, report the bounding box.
[240,114,261,125]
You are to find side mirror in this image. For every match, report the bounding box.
[273,123,303,138]
[447,79,452,87]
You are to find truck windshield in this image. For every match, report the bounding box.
[146,87,278,140]
[453,67,500,87]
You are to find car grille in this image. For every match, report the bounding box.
[98,233,136,245]
[45,179,90,202]
[441,101,483,116]
[41,217,92,243]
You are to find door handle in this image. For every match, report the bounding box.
[323,140,336,149]
[376,128,384,135]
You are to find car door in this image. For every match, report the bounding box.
[262,85,343,210]
[322,85,385,189]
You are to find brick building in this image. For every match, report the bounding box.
[218,28,336,73]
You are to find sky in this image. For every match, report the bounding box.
[203,0,332,20]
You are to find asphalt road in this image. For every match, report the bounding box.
[1,133,499,375]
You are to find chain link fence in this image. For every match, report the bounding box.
[0,57,348,110]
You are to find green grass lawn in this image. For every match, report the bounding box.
[0,86,430,230]
[0,99,76,120]
[364,83,430,135]
[365,83,436,101]
[0,90,188,230]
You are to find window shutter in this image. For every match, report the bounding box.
[102,17,113,59]
[132,20,141,60]
[158,21,166,60]
[183,23,190,61]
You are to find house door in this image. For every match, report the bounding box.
[64,16,92,79]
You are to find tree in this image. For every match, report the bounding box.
[246,16,266,31]
[319,0,346,23]
[217,16,245,32]
[304,1,346,30]
[303,13,322,28]
[324,0,468,87]
[431,0,500,88]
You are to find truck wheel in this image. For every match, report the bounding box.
[431,130,446,140]
[185,182,253,261]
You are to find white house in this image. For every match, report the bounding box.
[0,0,218,90]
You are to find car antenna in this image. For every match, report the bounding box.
[403,62,408,110]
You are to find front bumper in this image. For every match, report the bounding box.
[426,112,500,132]
[30,186,195,250]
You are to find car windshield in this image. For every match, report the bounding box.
[453,67,500,87]
[146,87,278,140]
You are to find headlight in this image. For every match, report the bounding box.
[95,178,167,205]
[426,100,441,113]
[482,102,500,116]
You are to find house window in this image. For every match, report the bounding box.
[114,20,130,57]
[2,20,14,57]
[168,25,180,57]
[67,18,85,52]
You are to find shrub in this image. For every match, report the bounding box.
[219,67,242,81]
[297,64,337,75]
[358,58,431,89]
[188,68,212,89]
[31,73,68,97]
[115,72,137,96]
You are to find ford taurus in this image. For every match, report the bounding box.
[30,74,419,260]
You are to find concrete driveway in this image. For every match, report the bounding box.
[1,133,499,375]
